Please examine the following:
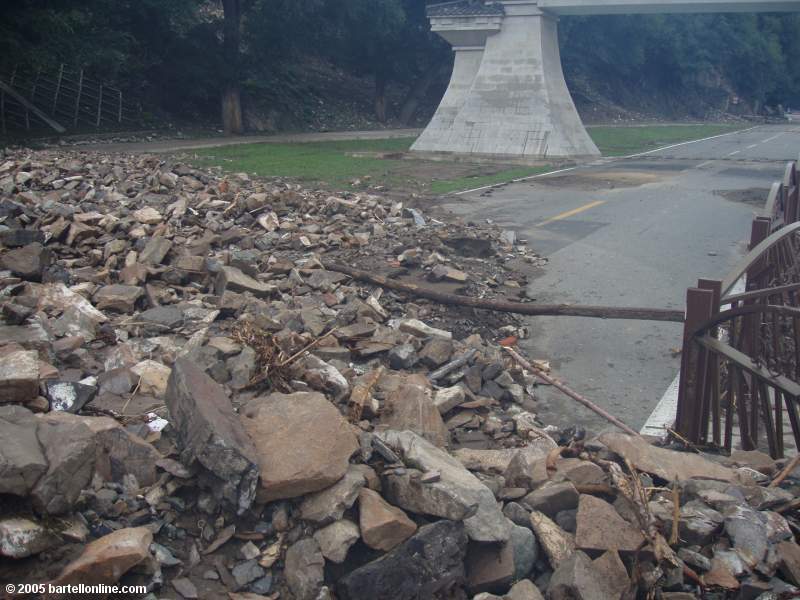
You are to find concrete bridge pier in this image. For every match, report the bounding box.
[413,1,600,160]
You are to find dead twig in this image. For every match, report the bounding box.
[666,427,702,454]
[769,454,800,488]
[277,328,338,368]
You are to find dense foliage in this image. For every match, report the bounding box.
[1,1,798,129]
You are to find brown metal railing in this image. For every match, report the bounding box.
[675,155,800,458]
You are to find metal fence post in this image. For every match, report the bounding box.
[52,64,64,116]
[73,69,84,127]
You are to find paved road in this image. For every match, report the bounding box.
[441,123,800,435]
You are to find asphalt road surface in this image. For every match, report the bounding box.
[441,123,800,436]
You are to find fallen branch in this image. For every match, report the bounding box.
[428,349,477,382]
[322,262,685,323]
[504,346,642,437]
[769,454,800,488]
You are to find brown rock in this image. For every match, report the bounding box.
[778,541,800,586]
[0,350,39,403]
[522,482,579,518]
[241,391,358,502]
[575,494,645,555]
[215,266,276,298]
[0,243,51,281]
[379,374,448,448]
[529,511,575,570]
[93,284,143,313]
[704,558,740,589]
[599,433,736,483]
[465,540,515,595]
[547,550,620,600]
[359,488,417,551]
[592,551,630,598]
[49,527,152,591]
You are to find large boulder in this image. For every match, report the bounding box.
[240,391,358,502]
[0,406,47,496]
[378,430,511,543]
[337,520,468,600]
[165,358,260,514]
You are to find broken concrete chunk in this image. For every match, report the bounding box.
[241,391,358,502]
[165,358,260,514]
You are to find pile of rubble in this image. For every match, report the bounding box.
[0,148,798,600]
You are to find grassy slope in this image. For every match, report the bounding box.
[190,123,744,194]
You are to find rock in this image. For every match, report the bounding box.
[0,349,39,403]
[704,557,740,590]
[723,503,769,564]
[388,344,419,370]
[673,500,724,546]
[44,380,96,413]
[546,550,619,600]
[298,355,350,402]
[139,236,172,265]
[575,495,645,555]
[359,488,417,551]
[0,406,48,496]
[93,284,144,313]
[419,338,454,368]
[0,517,61,558]
[434,386,465,414]
[510,524,537,580]
[299,465,366,524]
[466,540,515,595]
[506,580,544,600]
[599,433,736,483]
[314,520,360,564]
[51,527,153,587]
[399,318,452,340]
[337,521,468,600]
[172,577,199,599]
[241,391,358,502]
[380,375,448,448]
[232,559,265,588]
[165,358,260,514]
[133,207,162,224]
[777,541,800,586]
[284,538,325,600]
[215,266,276,298]
[592,551,630,598]
[32,415,96,515]
[529,511,574,570]
[503,502,532,530]
[98,368,138,396]
[678,548,712,572]
[378,430,511,543]
[455,445,554,475]
[137,305,185,330]
[131,360,171,397]
[522,482,579,518]
[0,243,51,281]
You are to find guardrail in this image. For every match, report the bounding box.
[675,154,800,458]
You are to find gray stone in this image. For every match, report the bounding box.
[337,521,468,600]
[98,368,138,396]
[676,500,724,546]
[723,503,770,565]
[297,354,350,402]
[677,548,712,572]
[388,344,419,370]
[0,517,61,558]
[0,406,48,496]
[44,380,97,413]
[172,577,198,599]
[378,430,511,543]
[510,524,538,580]
[522,482,579,518]
[241,391,358,503]
[228,346,257,389]
[299,465,366,525]
[232,559,265,588]
[0,350,39,403]
[31,415,96,515]
[506,580,544,600]
[137,306,185,330]
[434,385,465,414]
[139,236,172,265]
[165,358,260,514]
[215,266,276,298]
[314,520,360,564]
[503,502,532,530]
[285,538,325,600]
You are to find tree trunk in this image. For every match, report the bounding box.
[222,0,243,135]
[374,71,388,123]
[398,58,447,126]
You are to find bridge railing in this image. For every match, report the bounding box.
[675,154,800,458]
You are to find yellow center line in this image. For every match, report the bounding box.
[537,200,606,227]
